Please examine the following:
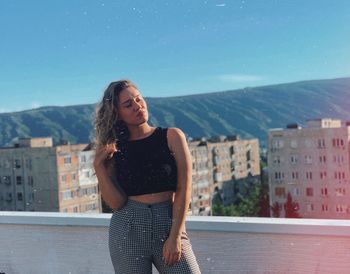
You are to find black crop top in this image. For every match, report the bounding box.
[114,127,178,196]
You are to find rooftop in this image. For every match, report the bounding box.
[1,212,350,273]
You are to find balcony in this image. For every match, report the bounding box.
[1,212,350,273]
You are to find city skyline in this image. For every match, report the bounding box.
[1,0,350,113]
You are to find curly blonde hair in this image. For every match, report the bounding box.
[93,79,138,146]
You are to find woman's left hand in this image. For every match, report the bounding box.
[162,236,182,266]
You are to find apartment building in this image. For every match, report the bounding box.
[268,118,350,219]
[0,137,101,213]
[189,135,260,215]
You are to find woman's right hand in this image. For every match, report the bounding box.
[93,143,117,170]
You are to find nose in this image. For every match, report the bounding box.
[133,99,142,111]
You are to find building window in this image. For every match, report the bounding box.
[62,191,72,200]
[64,156,72,165]
[319,156,327,163]
[275,187,286,198]
[305,155,312,164]
[335,188,346,196]
[290,155,298,164]
[275,172,282,180]
[306,172,313,180]
[336,205,345,213]
[291,172,299,180]
[16,176,22,185]
[333,138,344,148]
[3,176,11,185]
[27,176,34,186]
[273,156,281,164]
[307,204,314,212]
[321,188,328,196]
[3,160,11,168]
[318,139,326,148]
[84,171,90,178]
[6,193,12,202]
[322,204,329,212]
[61,175,67,183]
[246,150,251,161]
[14,159,21,168]
[306,187,313,196]
[17,192,23,201]
[290,140,298,148]
[25,158,32,169]
[28,192,34,202]
[292,188,299,196]
[81,155,87,163]
[305,139,312,148]
[320,171,327,179]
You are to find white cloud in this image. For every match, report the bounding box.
[218,74,264,83]
[216,3,226,7]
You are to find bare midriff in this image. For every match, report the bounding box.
[128,190,174,204]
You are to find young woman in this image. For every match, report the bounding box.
[93,80,201,274]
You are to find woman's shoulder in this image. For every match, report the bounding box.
[164,127,187,151]
[165,127,185,137]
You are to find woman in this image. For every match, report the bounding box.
[93,80,201,274]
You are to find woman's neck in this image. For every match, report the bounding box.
[128,123,155,140]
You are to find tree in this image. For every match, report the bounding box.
[271,202,281,217]
[212,203,226,216]
[258,163,270,217]
[212,182,262,217]
[284,192,301,218]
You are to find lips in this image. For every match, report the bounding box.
[136,109,145,118]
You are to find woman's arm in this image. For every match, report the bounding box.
[163,127,192,266]
[93,145,127,211]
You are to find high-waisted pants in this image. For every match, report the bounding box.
[108,199,201,274]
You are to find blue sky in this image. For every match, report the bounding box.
[0,0,349,113]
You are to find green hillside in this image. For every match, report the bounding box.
[1,77,350,147]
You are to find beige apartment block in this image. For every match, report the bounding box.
[189,141,211,216]
[268,118,350,219]
[0,137,101,213]
[189,135,260,215]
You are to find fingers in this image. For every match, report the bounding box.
[94,144,117,166]
[105,143,117,159]
[96,144,117,155]
[162,248,181,266]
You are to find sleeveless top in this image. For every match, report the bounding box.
[113,127,178,196]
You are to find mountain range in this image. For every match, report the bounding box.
[1,77,350,147]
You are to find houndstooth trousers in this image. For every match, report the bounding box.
[108,199,201,274]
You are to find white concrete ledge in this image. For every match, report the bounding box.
[2,212,350,273]
[1,211,350,236]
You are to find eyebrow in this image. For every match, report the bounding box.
[120,94,141,105]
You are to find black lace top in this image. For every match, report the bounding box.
[114,127,178,196]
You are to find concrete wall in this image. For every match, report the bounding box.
[1,213,350,274]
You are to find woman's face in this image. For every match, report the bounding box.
[117,86,148,126]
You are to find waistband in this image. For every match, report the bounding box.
[126,199,173,209]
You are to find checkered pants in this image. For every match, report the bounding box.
[108,199,201,274]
